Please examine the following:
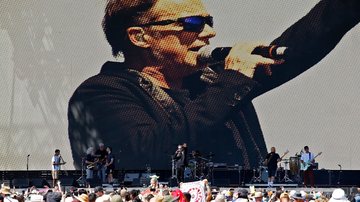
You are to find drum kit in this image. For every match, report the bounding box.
[170,151,214,181]
[185,153,214,180]
[250,154,302,183]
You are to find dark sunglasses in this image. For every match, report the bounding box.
[135,15,214,32]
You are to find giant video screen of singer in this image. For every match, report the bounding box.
[68,0,360,170]
[1,0,360,171]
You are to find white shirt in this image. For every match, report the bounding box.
[301,152,314,163]
[4,196,20,202]
[95,195,110,202]
[52,155,61,171]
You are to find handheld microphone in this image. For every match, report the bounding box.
[198,45,290,64]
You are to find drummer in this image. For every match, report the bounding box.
[264,147,282,187]
[189,150,206,179]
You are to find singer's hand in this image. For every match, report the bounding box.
[225,42,276,78]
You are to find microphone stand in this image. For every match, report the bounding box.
[337,164,342,186]
[26,154,30,186]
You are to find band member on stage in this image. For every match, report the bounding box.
[173,143,187,183]
[85,147,96,187]
[51,149,66,188]
[105,146,115,183]
[300,146,315,187]
[264,147,281,187]
[95,143,107,183]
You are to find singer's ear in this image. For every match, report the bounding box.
[127,27,150,48]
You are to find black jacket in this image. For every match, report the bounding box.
[68,0,360,169]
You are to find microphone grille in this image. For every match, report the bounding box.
[198,46,213,63]
[276,46,288,56]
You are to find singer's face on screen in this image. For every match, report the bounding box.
[145,0,216,76]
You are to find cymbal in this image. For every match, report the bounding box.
[198,157,210,161]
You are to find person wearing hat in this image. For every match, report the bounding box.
[1,186,19,202]
[94,186,104,196]
[235,189,249,202]
[149,175,160,191]
[292,192,305,202]
[214,194,226,202]
[75,194,89,202]
[252,192,263,202]
[45,188,63,202]
[110,194,123,202]
[329,189,350,202]
[95,186,111,202]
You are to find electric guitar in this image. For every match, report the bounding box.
[86,159,99,169]
[300,152,322,171]
[264,150,289,166]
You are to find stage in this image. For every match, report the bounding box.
[1,168,359,189]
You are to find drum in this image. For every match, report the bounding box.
[276,167,284,181]
[289,156,300,175]
[184,167,193,179]
[188,160,197,169]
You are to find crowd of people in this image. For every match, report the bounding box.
[2,179,360,202]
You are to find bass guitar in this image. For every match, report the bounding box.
[300,152,322,171]
[264,150,289,166]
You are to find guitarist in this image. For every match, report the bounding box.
[85,147,96,186]
[95,143,108,183]
[264,147,282,187]
[300,146,315,188]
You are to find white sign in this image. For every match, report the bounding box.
[180,181,206,202]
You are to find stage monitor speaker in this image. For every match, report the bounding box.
[61,177,76,186]
[212,168,240,186]
[132,178,141,187]
[140,173,155,186]
[89,178,102,187]
[124,173,140,187]
[213,178,230,187]
[12,178,29,188]
[124,173,140,182]
[30,178,50,187]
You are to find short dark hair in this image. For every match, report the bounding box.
[55,149,60,153]
[78,189,87,195]
[102,0,157,56]
[94,186,104,193]
[304,146,309,150]
[183,192,191,201]
[88,193,97,202]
